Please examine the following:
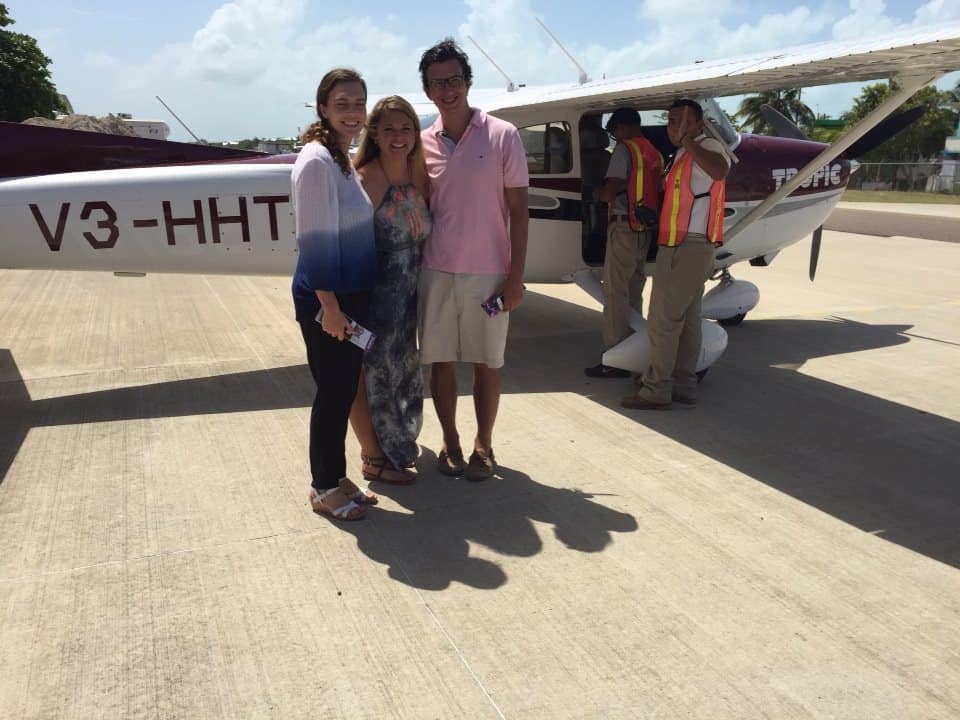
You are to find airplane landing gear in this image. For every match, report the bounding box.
[701,268,759,325]
[572,268,729,375]
[718,313,746,327]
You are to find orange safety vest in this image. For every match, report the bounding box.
[622,137,663,232]
[658,148,726,247]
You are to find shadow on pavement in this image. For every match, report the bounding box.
[337,448,638,590]
[2,292,958,571]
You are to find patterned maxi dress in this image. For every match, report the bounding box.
[365,184,432,469]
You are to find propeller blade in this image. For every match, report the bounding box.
[760,104,808,140]
[809,225,823,281]
[846,106,926,158]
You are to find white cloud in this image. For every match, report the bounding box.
[914,0,960,25]
[55,0,957,140]
[453,1,836,89]
[180,0,306,83]
[832,0,896,40]
[80,51,121,72]
[639,0,735,20]
[727,8,833,50]
[459,0,534,49]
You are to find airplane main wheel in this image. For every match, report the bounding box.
[696,368,709,383]
[718,313,746,327]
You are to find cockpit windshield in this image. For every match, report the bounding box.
[700,98,740,149]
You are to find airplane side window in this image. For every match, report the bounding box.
[519,122,572,174]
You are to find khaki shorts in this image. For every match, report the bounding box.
[418,268,509,368]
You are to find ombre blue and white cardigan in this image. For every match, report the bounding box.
[290,142,378,321]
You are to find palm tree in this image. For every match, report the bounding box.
[735,88,816,135]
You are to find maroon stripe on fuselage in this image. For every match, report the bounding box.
[0,122,268,178]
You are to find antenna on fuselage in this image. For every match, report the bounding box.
[535,18,590,85]
[156,95,202,143]
[467,36,517,92]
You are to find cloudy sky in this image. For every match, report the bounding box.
[9,0,960,142]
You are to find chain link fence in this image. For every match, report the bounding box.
[848,161,960,193]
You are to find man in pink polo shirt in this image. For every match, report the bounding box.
[417,38,529,481]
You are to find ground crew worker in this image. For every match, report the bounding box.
[622,98,729,409]
[584,107,663,378]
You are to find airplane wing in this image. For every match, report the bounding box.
[482,22,960,115]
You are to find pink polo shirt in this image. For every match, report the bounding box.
[421,109,529,275]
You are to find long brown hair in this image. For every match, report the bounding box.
[354,95,428,196]
[302,68,366,176]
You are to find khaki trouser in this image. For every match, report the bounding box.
[602,218,652,349]
[640,235,716,403]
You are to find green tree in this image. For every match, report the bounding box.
[735,88,815,135]
[842,81,958,162]
[0,3,67,121]
[810,125,844,144]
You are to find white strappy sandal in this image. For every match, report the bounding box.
[309,487,366,521]
[339,477,379,506]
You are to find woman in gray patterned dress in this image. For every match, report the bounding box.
[349,96,431,484]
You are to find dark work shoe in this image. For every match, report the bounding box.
[584,363,631,379]
[671,392,697,406]
[620,393,671,410]
[465,448,496,482]
[436,448,465,477]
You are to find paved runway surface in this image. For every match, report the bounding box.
[1,227,959,719]
[827,201,958,242]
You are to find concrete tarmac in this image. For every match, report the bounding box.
[827,201,958,242]
[1,228,959,719]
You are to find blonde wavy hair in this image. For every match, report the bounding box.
[353,95,429,196]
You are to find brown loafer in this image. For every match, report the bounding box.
[465,448,496,482]
[436,447,466,477]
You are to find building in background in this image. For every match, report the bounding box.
[255,138,295,154]
[929,126,960,193]
[116,113,170,140]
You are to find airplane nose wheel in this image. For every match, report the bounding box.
[702,268,758,326]
[718,312,746,327]
[713,268,747,326]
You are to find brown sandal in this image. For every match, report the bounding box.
[361,454,416,485]
[436,447,465,477]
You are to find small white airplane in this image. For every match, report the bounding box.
[2,23,959,376]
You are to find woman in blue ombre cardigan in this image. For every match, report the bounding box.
[292,68,379,521]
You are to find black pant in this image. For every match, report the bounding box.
[298,292,370,490]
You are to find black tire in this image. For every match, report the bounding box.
[718,313,746,327]
[696,368,709,383]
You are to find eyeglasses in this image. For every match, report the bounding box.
[428,74,465,90]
